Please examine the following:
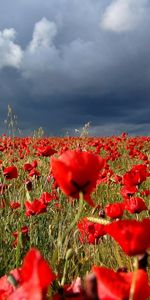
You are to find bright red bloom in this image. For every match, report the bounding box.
[29,168,40,178]
[37,145,56,157]
[25,199,47,216]
[105,219,150,256]
[105,202,124,219]
[122,164,147,187]
[124,197,148,214]
[141,189,150,196]
[120,185,138,198]
[7,248,56,299]
[93,266,150,300]
[77,218,106,244]
[40,192,54,204]
[23,160,38,172]
[20,248,56,288]
[0,269,21,299]
[10,201,21,209]
[3,166,18,180]
[51,150,104,206]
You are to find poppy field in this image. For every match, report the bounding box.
[0,133,150,299]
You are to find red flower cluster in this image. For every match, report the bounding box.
[122,164,147,187]
[77,218,105,244]
[37,145,56,157]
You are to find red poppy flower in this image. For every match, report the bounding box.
[93,266,150,300]
[0,269,21,299]
[23,160,38,172]
[7,248,56,299]
[37,145,56,157]
[105,202,124,219]
[77,218,106,244]
[141,189,150,196]
[120,185,138,198]
[105,219,150,256]
[122,164,147,187]
[124,197,148,214]
[29,168,40,178]
[10,202,21,209]
[51,150,104,206]
[3,166,18,180]
[40,192,54,204]
[25,199,47,216]
[21,248,56,287]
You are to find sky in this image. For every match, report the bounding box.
[0,0,150,136]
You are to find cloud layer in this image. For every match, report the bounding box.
[0,0,150,136]
[0,28,23,69]
[101,0,148,32]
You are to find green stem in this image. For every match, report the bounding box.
[29,216,34,247]
[15,207,24,267]
[61,192,84,244]
[15,232,22,268]
[129,257,138,300]
[113,240,123,268]
[61,259,68,286]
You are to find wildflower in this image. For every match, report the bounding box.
[93,266,150,300]
[77,218,105,244]
[105,219,150,256]
[51,150,104,206]
[25,199,47,216]
[3,166,18,180]
[105,202,124,219]
[1,248,56,299]
[124,197,148,214]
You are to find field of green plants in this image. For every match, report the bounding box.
[0,133,150,299]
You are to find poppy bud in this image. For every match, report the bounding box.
[98,209,105,218]
[65,248,74,261]
[138,253,148,270]
[117,267,128,273]
[25,179,32,191]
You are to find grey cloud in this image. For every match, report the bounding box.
[100,0,148,32]
[0,0,150,135]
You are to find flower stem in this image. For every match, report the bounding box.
[62,192,84,244]
[129,257,138,300]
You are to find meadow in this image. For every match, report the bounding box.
[0,133,150,299]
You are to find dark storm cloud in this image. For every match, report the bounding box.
[0,0,150,136]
